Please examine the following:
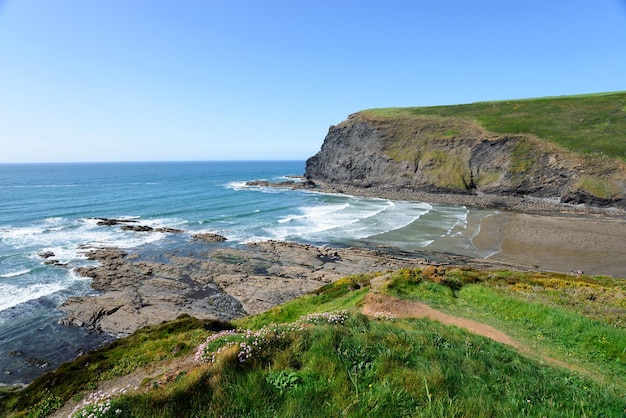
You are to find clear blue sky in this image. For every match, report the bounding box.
[1,1,625,163]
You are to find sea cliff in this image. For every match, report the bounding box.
[305,94,626,212]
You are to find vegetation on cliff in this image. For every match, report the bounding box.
[366,91,626,160]
[306,91,626,207]
[3,268,625,417]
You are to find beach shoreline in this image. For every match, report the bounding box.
[482,212,626,278]
[308,182,626,278]
[307,181,626,217]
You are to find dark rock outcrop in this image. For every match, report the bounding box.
[193,233,227,243]
[245,179,317,190]
[60,238,528,338]
[61,241,471,337]
[94,218,139,226]
[305,113,626,210]
[93,218,184,233]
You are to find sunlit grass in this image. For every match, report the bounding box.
[1,315,228,417]
[4,268,626,417]
[365,91,626,160]
[81,313,626,417]
[383,267,626,386]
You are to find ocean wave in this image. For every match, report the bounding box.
[0,184,78,189]
[224,181,248,190]
[0,282,66,312]
[2,216,181,265]
[224,180,296,194]
[278,203,352,224]
[267,199,435,242]
[0,269,31,278]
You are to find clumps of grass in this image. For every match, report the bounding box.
[421,151,472,190]
[367,91,626,161]
[383,266,467,299]
[1,315,223,418]
[381,267,626,385]
[25,390,62,418]
[385,267,626,326]
[90,311,626,417]
[236,273,376,329]
[510,137,540,176]
[196,311,349,365]
[574,175,623,199]
[474,170,502,188]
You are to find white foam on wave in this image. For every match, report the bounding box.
[266,198,434,243]
[2,216,177,264]
[270,203,359,240]
[470,211,504,258]
[225,181,248,190]
[356,201,433,238]
[0,281,66,311]
[438,207,469,238]
[225,180,293,194]
[278,203,351,224]
[0,269,31,278]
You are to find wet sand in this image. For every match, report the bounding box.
[473,212,626,278]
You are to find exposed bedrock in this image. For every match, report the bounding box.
[60,239,521,337]
[61,241,470,337]
[305,113,626,210]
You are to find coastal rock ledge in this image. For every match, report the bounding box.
[64,242,506,337]
[305,112,626,211]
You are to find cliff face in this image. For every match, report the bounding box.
[305,112,626,208]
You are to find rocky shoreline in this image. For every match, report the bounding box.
[310,181,626,217]
[247,178,626,217]
[59,225,532,338]
[58,178,626,339]
[60,241,415,337]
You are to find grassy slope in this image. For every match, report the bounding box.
[363,91,626,161]
[5,272,625,418]
[4,93,626,417]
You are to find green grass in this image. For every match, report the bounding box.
[575,175,623,199]
[4,269,626,417]
[68,313,625,417]
[235,273,376,330]
[383,267,626,386]
[364,91,626,161]
[0,315,229,417]
[37,310,623,418]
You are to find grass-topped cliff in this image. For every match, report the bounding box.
[306,92,626,208]
[4,267,625,417]
[366,91,626,160]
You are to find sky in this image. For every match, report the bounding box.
[0,1,625,163]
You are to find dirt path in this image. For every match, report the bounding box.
[50,353,200,418]
[363,292,524,349]
[54,282,586,417]
[361,284,583,374]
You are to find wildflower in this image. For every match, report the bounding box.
[370,311,397,321]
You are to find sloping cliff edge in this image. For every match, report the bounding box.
[305,107,626,213]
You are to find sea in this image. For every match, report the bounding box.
[0,161,498,385]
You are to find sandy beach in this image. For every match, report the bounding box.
[308,181,626,278]
[473,212,626,278]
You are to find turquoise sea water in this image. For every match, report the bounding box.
[0,161,496,384]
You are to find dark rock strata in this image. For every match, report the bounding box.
[305,113,626,211]
[59,240,519,337]
[245,179,317,190]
